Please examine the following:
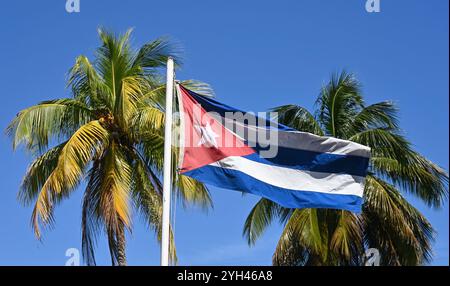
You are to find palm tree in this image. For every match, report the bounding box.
[243,71,448,266]
[6,28,212,266]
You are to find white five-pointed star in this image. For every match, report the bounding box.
[194,122,219,148]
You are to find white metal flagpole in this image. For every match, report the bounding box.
[161,57,175,266]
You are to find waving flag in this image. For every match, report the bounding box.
[176,84,371,213]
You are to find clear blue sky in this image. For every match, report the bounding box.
[0,0,448,265]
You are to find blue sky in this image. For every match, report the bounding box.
[0,0,448,265]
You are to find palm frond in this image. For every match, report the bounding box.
[315,71,363,137]
[116,75,143,128]
[132,36,182,70]
[243,198,291,245]
[273,209,324,265]
[178,80,215,97]
[363,175,434,265]
[31,120,109,238]
[351,128,448,206]
[138,81,166,109]
[329,211,364,265]
[6,99,93,153]
[371,155,448,207]
[350,128,410,160]
[68,55,111,109]
[175,175,212,211]
[81,160,102,266]
[96,28,134,116]
[133,105,165,135]
[19,142,66,205]
[82,142,133,265]
[350,101,399,133]
[138,132,165,171]
[271,104,323,135]
[130,153,177,264]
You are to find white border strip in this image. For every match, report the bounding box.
[176,84,186,170]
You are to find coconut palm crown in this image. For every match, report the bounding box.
[6,28,213,266]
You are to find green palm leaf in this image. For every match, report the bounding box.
[31,120,109,238]
[6,99,93,153]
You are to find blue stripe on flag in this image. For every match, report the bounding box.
[246,147,370,177]
[184,164,363,213]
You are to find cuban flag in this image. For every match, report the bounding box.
[176,84,371,213]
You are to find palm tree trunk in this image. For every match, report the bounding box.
[117,224,127,266]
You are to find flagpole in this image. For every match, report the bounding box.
[161,57,175,266]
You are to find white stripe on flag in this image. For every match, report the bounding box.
[209,156,365,197]
[220,117,371,157]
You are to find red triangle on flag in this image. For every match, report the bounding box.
[177,85,255,173]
